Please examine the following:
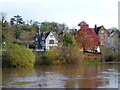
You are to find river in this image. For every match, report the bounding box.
[2,63,119,88]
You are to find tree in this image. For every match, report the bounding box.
[0,12,7,26]
[63,32,77,47]
[10,15,24,40]
[19,30,34,46]
[32,21,40,30]
[2,20,15,45]
[40,21,69,34]
[10,15,24,25]
[2,44,35,67]
[75,28,100,51]
[9,15,37,44]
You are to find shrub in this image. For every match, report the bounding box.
[36,45,84,65]
[61,46,84,64]
[85,58,101,63]
[101,48,118,62]
[13,40,24,46]
[36,47,65,65]
[40,47,61,65]
[2,44,35,67]
[29,44,35,49]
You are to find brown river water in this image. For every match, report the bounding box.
[2,63,119,88]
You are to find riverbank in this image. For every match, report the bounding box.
[2,44,119,68]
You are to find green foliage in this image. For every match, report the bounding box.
[11,24,36,44]
[40,48,61,65]
[10,15,36,41]
[15,30,21,39]
[36,46,84,65]
[2,21,15,44]
[2,44,35,67]
[13,40,24,46]
[85,58,101,63]
[29,44,35,49]
[61,46,84,64]
[63,32,77,47]
[32,21,39,30]
[21,25,35,32]
[40,21,68,34]
[102,47,118,61]
[10,15,24,25]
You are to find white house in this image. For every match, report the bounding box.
[35,31,59,51]
[45,32,58,50]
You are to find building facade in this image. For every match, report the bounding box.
[34,31,59,51]
[107,28,120,53]
[98,26,108,48]
[94,25,109,50]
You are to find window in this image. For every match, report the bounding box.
[101,36,105,39]
[101,31,104,33]
[49,40,54,44]
[42,35,45,40]
[35,38,38,41]
[50,35,53,38]
[101,41,105,45]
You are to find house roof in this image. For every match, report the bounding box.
[94,25,107,35]
[78,21,87,26]
[42,31,59,41]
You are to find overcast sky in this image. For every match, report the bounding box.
[0,0,119,29]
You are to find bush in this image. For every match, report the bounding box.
[36,47,66,65]
[2,44,35,67]
[36,45,84,65]
[101,48,118,62]
[29,44,35,49]
[13,40,24,46]
[40,47,61,65]
[85,58,101,63]
[61,46,84,64]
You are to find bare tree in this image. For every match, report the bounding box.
[0,12,7,24]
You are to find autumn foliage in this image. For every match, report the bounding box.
[74,21,100,51]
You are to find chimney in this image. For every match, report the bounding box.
[94,24,97,34]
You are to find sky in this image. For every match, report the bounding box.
[0,0,119,29]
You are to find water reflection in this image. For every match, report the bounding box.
[2,63,118,88]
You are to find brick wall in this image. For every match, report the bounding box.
[98,26,108,48]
